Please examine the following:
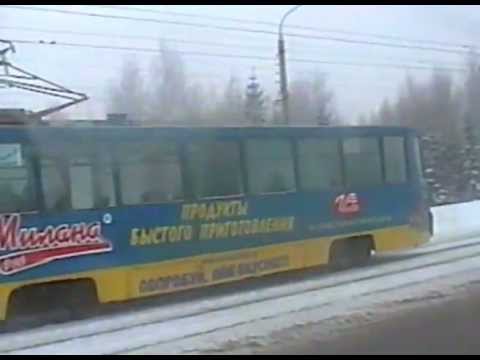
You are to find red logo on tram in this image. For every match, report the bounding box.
[334,193,361,217]
[0,214,113,276]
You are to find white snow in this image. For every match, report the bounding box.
[431,200,480,243]
[168,267,480,355]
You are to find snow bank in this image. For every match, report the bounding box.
[432,200,480,242]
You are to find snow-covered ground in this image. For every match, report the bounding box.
[431,200,480,243]
[138,258,480,355]
[2,201,480,355]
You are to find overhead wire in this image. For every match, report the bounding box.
[2,5,476,55]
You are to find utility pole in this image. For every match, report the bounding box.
[278,34,289,125]
[277,5,303,125]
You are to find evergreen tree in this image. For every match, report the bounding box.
[463,112,480,199]
[462,49,480,199]
[244,68,266,125]
[421,135,444,205]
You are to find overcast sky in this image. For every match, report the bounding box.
[1,5,480,122]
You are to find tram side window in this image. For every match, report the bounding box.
[343,137,383,188]
[412,136,424,178]
[93,153,116,208]
[69,154,95,210]
[41,156,70,212]
[298,138,342,191]
[118,142,183,205]
[383,136,407,184]
[41,145,116,212]
[0,144,35,213]
[246,139,295,194]
[69,147,117,210]
[186,140,243,198]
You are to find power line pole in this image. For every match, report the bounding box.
[277,5,303,125]
[278,33,289,125]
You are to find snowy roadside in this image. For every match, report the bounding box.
[199,272,480,355]
[157,261,480,355]
[431,200,480,243]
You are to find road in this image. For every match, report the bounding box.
[252,282,480,355]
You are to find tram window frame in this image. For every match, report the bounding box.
[69,151,96,211]
[91,149,118,209]
[0,142,38,214]
[185,139,244,200]
[383,136,408,185]
[116,140,184,206]
[411,135,425,180]
[245,137,297,195]
[38,142,120,213]
[296,137,344,192]
[39,147,71,213]
[68,145,118,211]
[342,136,384,188]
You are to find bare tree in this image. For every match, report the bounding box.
[393,75,428,129]
[375,70,462,139]
[378,99,396,126]
[289,78,314,125]
[182,82,205,125]
[312,75,338,125]
[212,75,245,125]
[463,49,480,141]
[109,56,146,122]
[429,68,463,144]
[372,68,467,203]
[147,43,188,124]
[289,73,338,126]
